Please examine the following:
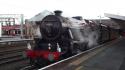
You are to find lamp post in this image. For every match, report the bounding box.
[98,15,104,42]
[98,15,102,24]
[0,22,1,37]
[20,14,24,38]
[98,15,105,25]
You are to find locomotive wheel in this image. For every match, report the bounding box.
[72,43,88,54]
[61,46,73,58]
[80,42,88,51]
[72,44,80,54]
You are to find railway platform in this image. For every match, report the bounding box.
[39,37,125,70]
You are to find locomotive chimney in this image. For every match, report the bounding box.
[54,10,62,16]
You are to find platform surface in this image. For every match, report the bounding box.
[76,38,125,70]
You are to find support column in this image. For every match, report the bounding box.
[0,23,2,37]
[20,14,24,38]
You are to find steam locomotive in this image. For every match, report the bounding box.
[26,10,120,67]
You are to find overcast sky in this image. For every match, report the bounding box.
[0,0,125,19]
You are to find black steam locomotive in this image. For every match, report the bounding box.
[26,10,120,67]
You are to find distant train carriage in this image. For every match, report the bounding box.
[2,25,26,36]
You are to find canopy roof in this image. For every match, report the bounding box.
[28,10,53,22]
[104,13,125,21]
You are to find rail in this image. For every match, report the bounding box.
[0,39,33,43]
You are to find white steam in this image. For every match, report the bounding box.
[68,18,99,48]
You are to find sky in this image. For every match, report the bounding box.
[0,0,125,19]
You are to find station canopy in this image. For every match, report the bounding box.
[104,13,125,30]
[28,10,54,22]
[104,13,125,21]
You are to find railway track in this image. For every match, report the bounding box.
[0,40,33,70]
[0,45,27,65]
[0,46,28,70]
[0,47,26,55]
[0,58,29,70]
[0,51,26,65]
[20,65,38,70]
